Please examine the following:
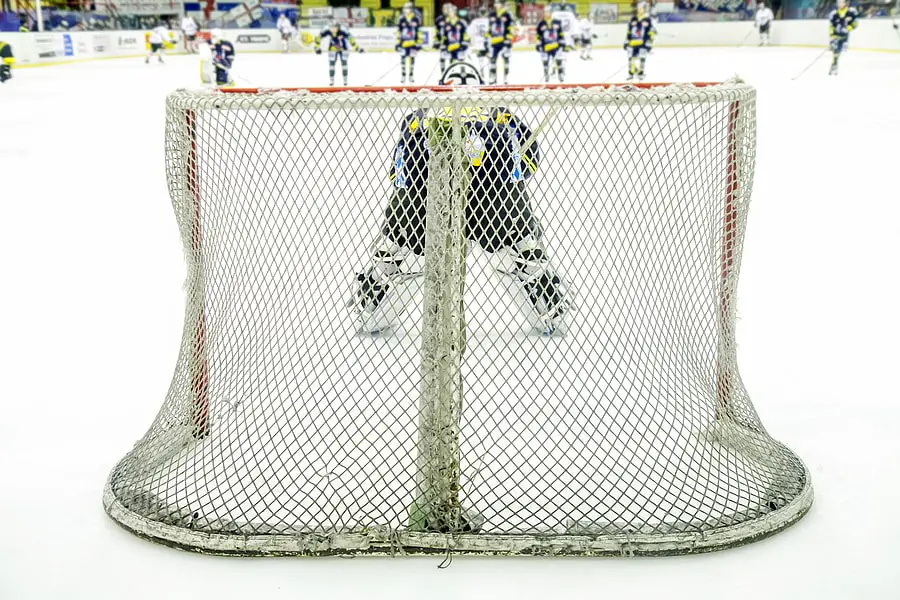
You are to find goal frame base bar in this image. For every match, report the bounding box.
[103,478,813,557]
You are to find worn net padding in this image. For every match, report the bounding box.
[104,82,813,556]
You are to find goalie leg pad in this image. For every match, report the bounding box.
[511,236,570,332]
[351,237,422,333]
[352,188,427,332]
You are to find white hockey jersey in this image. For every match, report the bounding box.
[148,26,169,45]
[577,17,592,40]
[277,16,294,35]
[469,16,489,51]
[755,7,774,27]
[181,17,198,36]
[551,11,578,47]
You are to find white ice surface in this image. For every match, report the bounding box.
[1,46,899,599]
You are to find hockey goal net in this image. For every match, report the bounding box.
[104,81,812,556]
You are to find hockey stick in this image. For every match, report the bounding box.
[737,26,757,47]
[603,64,627,82]
[366,61,401,87]
[791,48,829,80]
[425,55,442,84]
[519,105,560,157]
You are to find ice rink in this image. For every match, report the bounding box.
[2,45,900,599]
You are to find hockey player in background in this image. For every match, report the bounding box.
[146,21,170,64]
[755,2,774,46]
[315,21,364,86]
[469,7,491,79]
[396,3,422,84]
[0,39,14,83]
[487,1,515,85]
[277,13,295,53]
[624,2,656,81]
[578,13,594,60]
[350,62,570,336]
[536,6,568,83]
[828,0,857,75]
[200,29,235,87]
[433,3,451,74]
[437,5,469,73]
[181,15,199,53]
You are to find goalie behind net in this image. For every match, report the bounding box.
[104,81,813,556]
[351,103,570,336]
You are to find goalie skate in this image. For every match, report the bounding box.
[349,270,422,334]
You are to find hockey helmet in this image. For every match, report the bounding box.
[439,61,484,86]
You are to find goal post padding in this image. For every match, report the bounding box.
[104,81,812,556]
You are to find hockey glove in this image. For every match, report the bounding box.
[395,44,403,52]
[357,47,365,53]
[315,47,322,54]
[0,64,10,83]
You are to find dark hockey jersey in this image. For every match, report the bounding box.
[316,27,358,52]
[389,107,539,192]
[536,18,565,52]
[829,6,858,38]
[488,9,515,47]
[397,15,422,49]
[439,17,469,52]
[626,15,656,48]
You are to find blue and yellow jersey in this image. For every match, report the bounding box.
[213,40,235,69]
[440,17,469,52]
[397,15,422,48]
[829,6,858,38]
[316,27,358,52]
[536,17,564,52]
[389,107,539,190]
[0,41,14,66]
[488,9,515,47]
[434,14,447,46]
[626,15,656,47]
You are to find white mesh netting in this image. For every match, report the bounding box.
[104,82,813,556]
